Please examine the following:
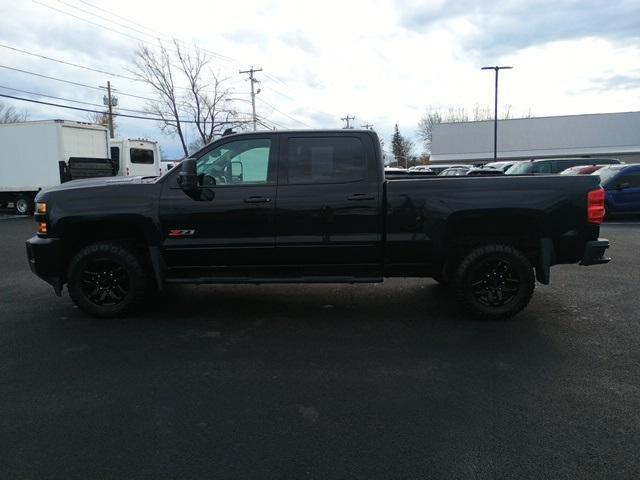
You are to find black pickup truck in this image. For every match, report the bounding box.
[26,129,610,319]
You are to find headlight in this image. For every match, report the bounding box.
[36,202,47,214]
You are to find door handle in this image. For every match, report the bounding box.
[244,196,271,204]
[347,194,375,201]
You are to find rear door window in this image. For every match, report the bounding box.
[285,137,366,184]
[130,148,154,164]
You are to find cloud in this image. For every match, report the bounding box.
[589,72,640,92]
[399,0,640,58]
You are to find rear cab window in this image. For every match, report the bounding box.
[130,148,155,164]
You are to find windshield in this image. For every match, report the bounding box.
[505,161,533,174]
[594,166,624,185]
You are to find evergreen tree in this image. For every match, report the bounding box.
[391,124,415,167]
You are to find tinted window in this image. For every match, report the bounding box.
[617,172,640,188]
[130,148,154,164]
[286,137,366,184]
[196,138,271,185]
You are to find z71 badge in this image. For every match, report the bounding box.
[168,229,196,237]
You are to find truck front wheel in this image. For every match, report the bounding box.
[67,242,148,318]
[453,244,535,320]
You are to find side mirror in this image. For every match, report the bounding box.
[176,158,215,201]
[177,158,202,200]
[177,158,198,190]
[231,161,243,182]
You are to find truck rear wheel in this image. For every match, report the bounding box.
[15,195,35,215]
[452,244,535,320]
[67,242,148,318]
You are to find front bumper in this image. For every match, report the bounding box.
[25,235,63,296]
[579,238,611,266]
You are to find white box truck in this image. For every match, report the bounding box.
[0,120,115,214]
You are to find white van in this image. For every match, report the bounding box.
[109,138,161,178]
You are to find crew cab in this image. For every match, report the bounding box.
[26,130,610,320]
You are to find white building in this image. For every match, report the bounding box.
[430,111,640,164]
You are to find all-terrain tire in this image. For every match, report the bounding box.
[452,244,535,320]
[67,242,148,318]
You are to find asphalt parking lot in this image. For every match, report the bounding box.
[1,213,639,479]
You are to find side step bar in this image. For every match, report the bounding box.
[165,276,384,285]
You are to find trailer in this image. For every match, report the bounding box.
[0,120,114,214]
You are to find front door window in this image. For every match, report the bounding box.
[196,139,272,186]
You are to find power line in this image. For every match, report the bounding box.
[0,84,155,115]
[32,0,177,54]
[1,41,237,96]
[0,43,140,82]
[0,93,254,125]
[72,0,303,104]
[0,64,157,102]
[256,97,311,128]
[73,0,234,62]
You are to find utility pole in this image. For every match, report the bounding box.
[239,66,262,131]
[341,115,355,129]
[481,66,512,160]
[361,123,374,130]
[101,81,118,139]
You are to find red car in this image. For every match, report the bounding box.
[560,165,607,175]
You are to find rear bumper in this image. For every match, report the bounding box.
[25,235,63,296]
[579,238,611,266]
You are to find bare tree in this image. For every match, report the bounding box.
[133,40,238,156]
[416,109,442,151]
[417,104,531,151]
[86,110,117,134]
[0,100,28,123]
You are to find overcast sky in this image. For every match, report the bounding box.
[1,0,639,158]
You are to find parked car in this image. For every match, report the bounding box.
[506,157,622,175]
[466,167,504,176]
[408,166,432,172]
[560,165,606,175]
[593,164,640,216]
[26,129,610,320]
[428,164,468,174]
[439,166,470,176]
[483,161,517,172]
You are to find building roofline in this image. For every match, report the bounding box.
[437,110,640,127]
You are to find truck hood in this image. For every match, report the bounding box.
[39,175,154,194]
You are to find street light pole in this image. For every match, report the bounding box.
[481,66,512,160]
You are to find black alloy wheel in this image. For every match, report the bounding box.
[80,258,130,306]
[67,242,148,317]
[453,244,535,320]
[468,258,521,307]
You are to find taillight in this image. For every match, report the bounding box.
[587,187,605,224]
